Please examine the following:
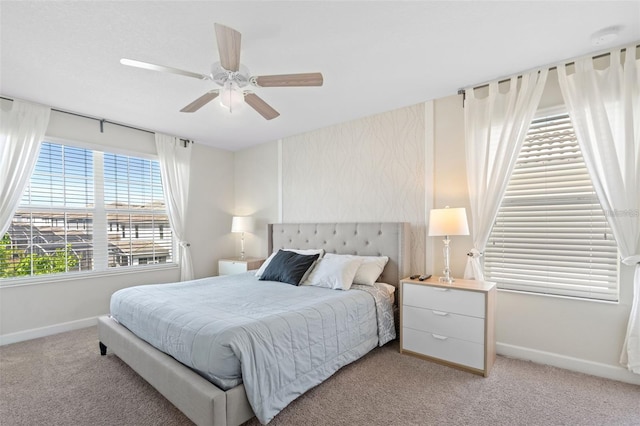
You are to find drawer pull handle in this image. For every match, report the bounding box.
[432,310,449,316]
[432,334,448,341]
[433,288,450,292]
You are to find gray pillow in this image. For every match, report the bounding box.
[258,250,320,285]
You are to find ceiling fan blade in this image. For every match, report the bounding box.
[121,58,210,80]
[180,91,219,113]
[255,73,323,87]
[214,23,241,72]
[244,93,280,120]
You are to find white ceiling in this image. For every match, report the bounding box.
[1,1,638,151]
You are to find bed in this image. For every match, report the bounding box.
[98,222,410,425]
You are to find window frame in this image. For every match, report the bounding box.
[0,136,178,286]
[484,107,620,303]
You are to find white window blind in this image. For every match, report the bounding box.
[103,153,172,268]
[484,113,619,301]
[1,141,173,280]
[4,143,95,276]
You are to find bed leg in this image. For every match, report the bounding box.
[99,341,107,356]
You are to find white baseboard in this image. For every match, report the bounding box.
[0,316,99,346]
[3,322,639,385]
[497,342,640,386]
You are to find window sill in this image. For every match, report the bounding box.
[497,288,619,305]
[0,263,180,289]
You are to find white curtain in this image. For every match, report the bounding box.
[155,134,194,281]
[463,69,548,280]
[0,99,51,237]
[557,45,640,373]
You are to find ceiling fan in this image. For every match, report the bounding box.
[120,23,323,120]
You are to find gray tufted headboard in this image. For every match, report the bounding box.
[268,222,410,287]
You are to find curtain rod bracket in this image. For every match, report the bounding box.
[458,89,466,107]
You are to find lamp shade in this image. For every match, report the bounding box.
[428,207,469,236]
[231,216,254,233]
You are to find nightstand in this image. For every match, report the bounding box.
[218,257,265,276]
[399,276,496,377]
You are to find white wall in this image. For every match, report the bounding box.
[432,94,472,276]
[187,142,235,278]
[233,140,280,258]
[0,101,235,342]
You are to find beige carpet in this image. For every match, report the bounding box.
[1,326,639,426]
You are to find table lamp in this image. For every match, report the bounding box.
[231,216,254,259]
[428,207,469,283]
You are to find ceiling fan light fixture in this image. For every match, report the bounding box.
[220,81,244,112]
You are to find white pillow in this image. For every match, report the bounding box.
[303,255,363,290]
[255,248,324,278]
[323,253,389,286]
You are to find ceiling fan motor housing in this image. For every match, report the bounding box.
[212,62,250,88]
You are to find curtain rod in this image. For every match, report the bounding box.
[459,44,639,95]
[0,95,193,146]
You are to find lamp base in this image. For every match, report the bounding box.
[240,233,245,260]
[439,235,454,284]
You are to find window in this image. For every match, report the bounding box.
[103,152,171,268]
[1,141,173,279]
[484,113,619,301]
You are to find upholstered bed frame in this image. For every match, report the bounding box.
[97,222,410,426]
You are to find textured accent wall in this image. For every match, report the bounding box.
[282,103,426,273]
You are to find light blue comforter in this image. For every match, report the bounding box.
[110,272,395,424]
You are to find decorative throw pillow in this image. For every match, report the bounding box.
[255,248,324,278]
[303,255,363,290]
[323,253,389,286]
[258,250,320,285]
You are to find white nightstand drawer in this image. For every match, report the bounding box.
[402,305,485,344]
[403,328,484,370]
[219,261,248,275]
[218,257,265,276]
[403,283,485,318]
